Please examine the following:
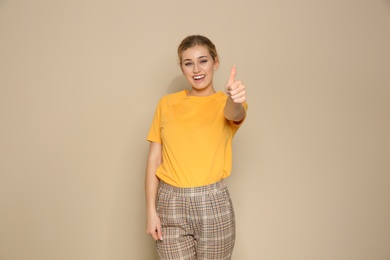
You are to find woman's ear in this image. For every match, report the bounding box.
[214,56,220,71]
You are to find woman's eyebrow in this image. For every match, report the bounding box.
[183,56,208,62]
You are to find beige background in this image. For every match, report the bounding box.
[1,0,390,259]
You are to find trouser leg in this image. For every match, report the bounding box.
[194,184,236,260]
[156,186,196,260]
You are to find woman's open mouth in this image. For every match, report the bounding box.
[193,75,205,82]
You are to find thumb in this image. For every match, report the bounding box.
[157,224,163,241]
[227,66,236,87]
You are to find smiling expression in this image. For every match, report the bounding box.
[180,45,219,96]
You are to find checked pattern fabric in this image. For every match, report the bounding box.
[156,180,236,260]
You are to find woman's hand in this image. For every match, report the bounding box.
[146,212,163,241]
[225,66,246,104]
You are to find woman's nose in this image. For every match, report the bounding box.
[193,63,200,73]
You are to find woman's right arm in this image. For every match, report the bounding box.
[145,141,163,241]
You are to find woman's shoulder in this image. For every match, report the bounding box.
[169,90,187,98]
[161,90,187,102]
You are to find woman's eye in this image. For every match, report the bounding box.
[200,60,208,64]
[184,63,192,67]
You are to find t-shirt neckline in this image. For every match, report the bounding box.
[183,89,224,100]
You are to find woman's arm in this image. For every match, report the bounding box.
[224,97,246,122]
[145,141,163,241]
[224,66,246,122]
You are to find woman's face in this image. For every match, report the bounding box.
[180,45,219,95]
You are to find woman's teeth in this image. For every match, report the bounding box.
[193,75,205,80]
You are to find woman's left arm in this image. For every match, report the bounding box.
[224,66,247,122]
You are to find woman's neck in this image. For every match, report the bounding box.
[187,87,216,97]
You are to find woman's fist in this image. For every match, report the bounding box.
[225,66,246,104]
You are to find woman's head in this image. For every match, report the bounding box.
[177,35,218,64]
[177,35,219,95]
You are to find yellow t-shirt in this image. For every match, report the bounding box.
[147,90,248,187]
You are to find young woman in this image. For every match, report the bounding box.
[145,35,248,260]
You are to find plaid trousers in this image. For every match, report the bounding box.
[156,180,236,260]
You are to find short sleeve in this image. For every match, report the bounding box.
[146,99,163,143]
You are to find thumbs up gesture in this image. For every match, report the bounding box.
[225,66,246,104]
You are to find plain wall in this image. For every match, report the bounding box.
[1,0,389,259]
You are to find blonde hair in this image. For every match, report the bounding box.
[177,35,218,64]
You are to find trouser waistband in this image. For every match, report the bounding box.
[159,180,226,197]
